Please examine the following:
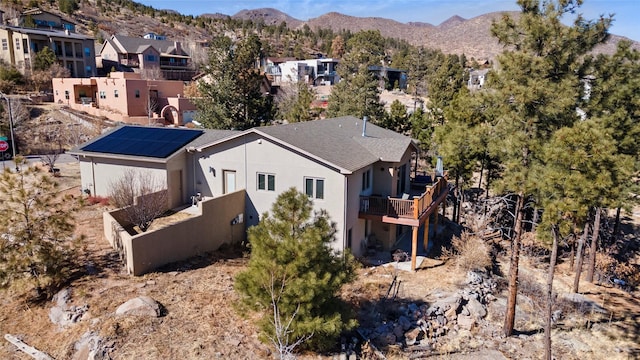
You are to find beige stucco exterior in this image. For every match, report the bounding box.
[0,26,95,77]
[79,151,188,209]
[52,72,195,124]
[104,190,246,275]
[189,132,414,255]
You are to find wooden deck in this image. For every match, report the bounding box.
[359,177,448,227]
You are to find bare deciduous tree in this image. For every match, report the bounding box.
[108,169,168,232]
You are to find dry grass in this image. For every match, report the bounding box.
[1,159,639,359]
[445,230,492,272]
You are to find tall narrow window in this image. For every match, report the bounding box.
[114,89,119,98]
[1,39,7,51]
[361,169,371,191]
[135,90,140,98]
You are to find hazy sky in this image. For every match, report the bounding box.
[136,0,639,41]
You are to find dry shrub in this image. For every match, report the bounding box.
[596,254,640,288]
[449,231,492,272]
[87,195,110,206]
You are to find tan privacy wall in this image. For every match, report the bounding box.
[103,190,246,275]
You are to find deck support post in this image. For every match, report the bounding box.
[411,225,418,271]
[423,216,430,253]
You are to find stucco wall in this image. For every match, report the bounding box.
[79,157,167,198]
[194,133,347,253]
[103,189,246,275]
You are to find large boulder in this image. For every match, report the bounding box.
[115,296,162,317]
[466,297,488,320]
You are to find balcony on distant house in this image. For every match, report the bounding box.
[121,58,139,67]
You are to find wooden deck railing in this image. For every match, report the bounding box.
[359,177,448,220]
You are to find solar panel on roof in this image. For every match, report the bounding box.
[81,126,203,158]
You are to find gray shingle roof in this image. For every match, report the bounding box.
[256,116,415,173]
[188,129,240,148]
[111,35,188,56]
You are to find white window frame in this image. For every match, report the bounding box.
[304,177,325,199]
[257,172,275,192]
[1,39,7,51]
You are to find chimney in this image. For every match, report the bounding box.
[174,41,182,54]
[362,116,368,137]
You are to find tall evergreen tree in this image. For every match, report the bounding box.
[327,30,385,123]
[195,35,274,130]
[235,188,357,353]
[583,41,640,259]
[536,119,625,359]
[487,0,611,336]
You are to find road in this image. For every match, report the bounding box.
[0,153,78,172]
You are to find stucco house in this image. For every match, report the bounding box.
[71,116,447,274]
[0,9,96,77]
[99,34,195,81]
[52,71,196,125]
[267,58,340,86]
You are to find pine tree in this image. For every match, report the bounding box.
[234,188,357,354]
[487,0,611,337]
[195,35,274,130]
[0,164,81,298]
[536,119,625,359]
[276,81,316,123]
[583,41,640,262]
[327,30,385,123]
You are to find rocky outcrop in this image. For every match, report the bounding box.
[49,288,90,328]
[358,270,497,352]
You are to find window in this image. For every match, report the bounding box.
[14,38,19,50]
[64,90,69,100]
[84,47,91,57]
[146,54,156,62]
[361,169,371,191]
[135,90,140,98]
[304,177,324,199]
[99,91,106,99]
[1,39,7,51]
[114,90,119,98]
[257,173,275,191]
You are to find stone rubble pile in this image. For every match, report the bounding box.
[49,288,90,328]
[359,270,497,350]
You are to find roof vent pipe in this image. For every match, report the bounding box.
[362,116,368,137]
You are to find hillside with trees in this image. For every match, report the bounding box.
[0,0,638,359]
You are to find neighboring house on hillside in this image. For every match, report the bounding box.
[100,34,195,81]
[0,10,96,77]
[18,8,76,32]
[468,69,489,90]
[71,117,449,275]
[368,66,407,90]
[143,32,166,40]
[268,58,340,86]
[52,71,196,125]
